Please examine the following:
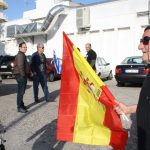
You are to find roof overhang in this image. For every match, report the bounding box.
[14,32,47,38]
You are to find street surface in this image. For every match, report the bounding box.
[0,78,141,150]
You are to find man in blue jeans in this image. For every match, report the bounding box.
[13,42,29,113]
[31,43,50,102]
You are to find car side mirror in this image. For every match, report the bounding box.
[105,63,110,66]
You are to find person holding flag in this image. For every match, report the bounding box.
[115,25,150,150]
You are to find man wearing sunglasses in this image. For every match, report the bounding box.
[31,43,50,103]
[115,25,150,150]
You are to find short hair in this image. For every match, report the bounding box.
[37,43,44,48]
[144,25,150,32]
[19,42,26,47]
[85,43,91,47]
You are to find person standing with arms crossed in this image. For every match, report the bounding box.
[13,42,29,113]
[115,25,150,150]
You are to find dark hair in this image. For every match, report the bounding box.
[19,42,26,47]
[144,25,150,32]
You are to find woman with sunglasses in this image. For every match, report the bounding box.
[115,25,150,150]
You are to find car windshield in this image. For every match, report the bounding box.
[1,56,15,63]
[121,57,146,64]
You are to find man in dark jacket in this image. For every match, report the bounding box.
[13,42,29,113]
[30,43,50,102]
[85,43,97,71]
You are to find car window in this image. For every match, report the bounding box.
[1,56,15,63]
[96,57,102,65]
[101,58,107,65]
[122,57,144,64]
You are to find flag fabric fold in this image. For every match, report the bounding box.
[57,32,128,150]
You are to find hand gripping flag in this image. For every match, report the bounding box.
[53,50,62,74]
[57,32,128,150]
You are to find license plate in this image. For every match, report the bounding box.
[125,69,139,73]
[1,66,7,68]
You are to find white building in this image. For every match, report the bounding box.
[0,0,149,73]
[0,0,7,57]
[0,0,7,23]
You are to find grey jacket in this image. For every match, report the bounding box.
[13,51,29,76]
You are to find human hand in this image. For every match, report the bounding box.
[114,102,130,115]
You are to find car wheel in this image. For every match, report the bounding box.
[48,73,55,82]
[117,82,125,87]
[107,71,113,80]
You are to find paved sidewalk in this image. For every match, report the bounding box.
[0,79,140,150]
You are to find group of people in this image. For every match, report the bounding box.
[13,42,50,113]
[13,42,97,114]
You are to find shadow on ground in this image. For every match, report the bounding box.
[5,89,60,132]
[26,119,66,150]
[126,113,137,150]
[26,89,60,109]
[0,84,32,96]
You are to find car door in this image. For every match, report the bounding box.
[100,57,110,78]
[96,57,106,79]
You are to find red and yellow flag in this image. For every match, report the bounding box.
[57,32,128,150]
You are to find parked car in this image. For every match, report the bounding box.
[0,55,15,79]
[96,57,113,80]
[115,56,149,86]
[46,58,62,82]
[0,55,62,82]
[0,55,31,79]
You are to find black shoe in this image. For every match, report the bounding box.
[18,108,28,113]
[22,105,27,110]
[35,98,40,103]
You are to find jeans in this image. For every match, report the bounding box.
[33,72,49,101]
[15,75,27,108]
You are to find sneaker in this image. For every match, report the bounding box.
[18,108,28,113]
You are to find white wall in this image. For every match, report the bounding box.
[0,0,149,74]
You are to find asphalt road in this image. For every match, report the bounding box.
[0,78,141,150]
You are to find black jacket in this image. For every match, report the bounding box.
[30,51,47,75]
[86,49,97,70]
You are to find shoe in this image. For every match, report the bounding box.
[22,105,27,110]
[18,108,28,113]
[35,98,40,103]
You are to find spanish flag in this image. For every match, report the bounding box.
[57,32,128,150]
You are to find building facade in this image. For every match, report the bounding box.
[0,0,149,73]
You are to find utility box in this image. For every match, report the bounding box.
[76,7,90,29]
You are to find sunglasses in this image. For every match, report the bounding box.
[140,36,150,45]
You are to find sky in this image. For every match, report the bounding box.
[4,0,105,21]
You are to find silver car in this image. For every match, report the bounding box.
[96,57,113,80]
